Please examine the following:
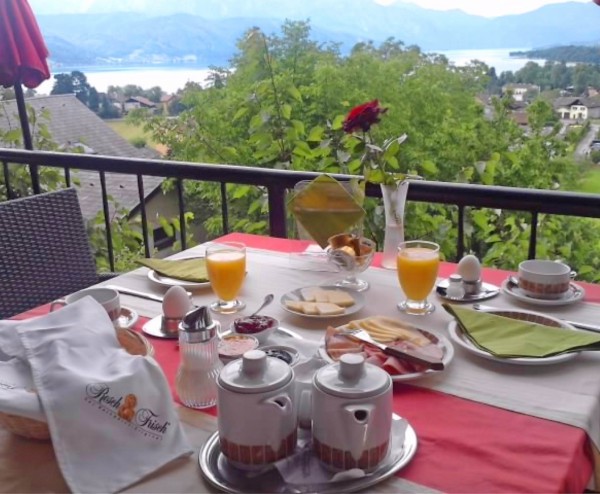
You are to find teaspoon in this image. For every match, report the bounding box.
[250,293,274,317]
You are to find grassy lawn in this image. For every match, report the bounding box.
[579,166,600,194]
[107,119,165,154]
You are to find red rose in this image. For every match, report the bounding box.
[342,100,388,133]
[594,0,600,5]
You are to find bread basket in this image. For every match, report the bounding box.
[0,329,154,440]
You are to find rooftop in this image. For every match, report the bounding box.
[0,94,164,220]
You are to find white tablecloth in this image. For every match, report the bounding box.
[123,246,600,451]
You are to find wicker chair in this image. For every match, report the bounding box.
[0,188,107,319]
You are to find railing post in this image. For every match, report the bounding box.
[137,174,150,258]
[457,205,465,261]
[176,178,187,250]
[267,184,287,238]
[529,212,538,259]
[99,171,115,271]
[220,182,229,234]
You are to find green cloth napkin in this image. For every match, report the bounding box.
[137,257,208,283]
[443,303,600,358]
[287,175,365,248]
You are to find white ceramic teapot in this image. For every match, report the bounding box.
[217,349,297,470]
[312,353,393,472]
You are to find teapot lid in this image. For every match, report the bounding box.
[218,349,292,394]
[314,353,390,398]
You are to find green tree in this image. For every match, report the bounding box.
[51,71,96,108]
[131,20,600,280]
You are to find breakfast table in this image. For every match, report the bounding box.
[3,232,600,493]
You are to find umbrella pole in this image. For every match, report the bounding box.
[14,83,41,194]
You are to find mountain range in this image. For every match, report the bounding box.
[29,0,600,68]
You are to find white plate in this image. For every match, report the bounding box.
[318,326,454,382]
[501,278,585,306]
[280,286,365,318]
[447,307,578,366]
[146,256,210,289]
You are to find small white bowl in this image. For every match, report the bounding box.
[218,334,260,364]
[231,315,278,344]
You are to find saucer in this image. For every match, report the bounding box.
[436,279,499,302]
[141,314,179,339]
[501,278,585,306]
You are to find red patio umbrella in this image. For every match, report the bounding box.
[0,0,50,192]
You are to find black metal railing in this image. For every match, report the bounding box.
[2,148,600,271]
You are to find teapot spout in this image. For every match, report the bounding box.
[262,393,294,450]
[343,403,374,461]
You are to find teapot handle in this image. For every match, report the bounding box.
[297,388,312,429]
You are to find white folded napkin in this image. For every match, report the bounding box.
[1,297,193,493]
[0,359,44,421]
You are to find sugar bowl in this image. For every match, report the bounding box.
[217,349,297,470]
[311,353,393,471]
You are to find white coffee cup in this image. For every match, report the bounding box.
[51,287,121,326]
[518,260,572,300]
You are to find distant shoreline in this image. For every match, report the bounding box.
[39,48,542,95]
[49,64,214,73]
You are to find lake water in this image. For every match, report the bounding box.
[37,48,542,95]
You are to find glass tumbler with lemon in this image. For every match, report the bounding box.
[397,240,440,315]
[206,242,246,314]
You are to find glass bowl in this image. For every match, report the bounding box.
[326,236,376,292]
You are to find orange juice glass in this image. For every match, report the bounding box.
[397,240,440,315]
[206,242,246,314]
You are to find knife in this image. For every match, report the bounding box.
[340,329,445,371]
[105,285,166,303]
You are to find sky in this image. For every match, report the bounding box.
[376,0,590,17]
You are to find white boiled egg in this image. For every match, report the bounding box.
[457,254,481,282]
[162,285,192,319]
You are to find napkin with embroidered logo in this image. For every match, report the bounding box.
[14,297,193,494]
[137,257,208,282]
[443,304,600,358]
[287,175,365,248]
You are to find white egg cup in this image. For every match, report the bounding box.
[161,316,182,336]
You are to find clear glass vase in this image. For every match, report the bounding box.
[380,181,410,270]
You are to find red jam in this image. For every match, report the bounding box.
[233,315,277,334]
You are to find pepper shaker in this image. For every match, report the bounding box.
[176,306,223,409]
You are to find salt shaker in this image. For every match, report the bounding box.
[176,306,223,409]
[446,274,466,299]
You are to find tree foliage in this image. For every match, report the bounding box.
[51,71,99,110]
[129,21,600,280]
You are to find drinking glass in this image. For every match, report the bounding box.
[396,240,440,315]
[206,242,246,314]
